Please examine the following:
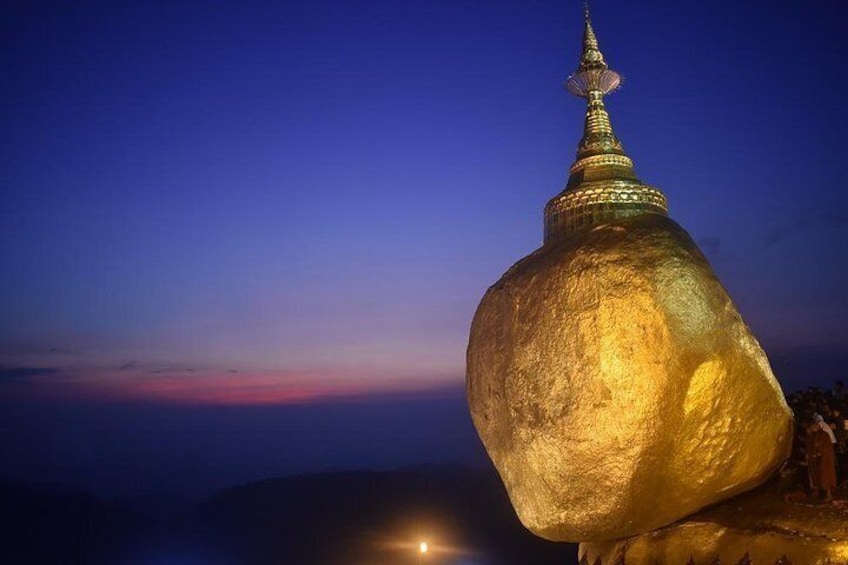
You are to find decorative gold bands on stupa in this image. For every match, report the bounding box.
[582,92,614,136]
[544,181,668,236]
[568,154,632,174]
[544,5,669,243]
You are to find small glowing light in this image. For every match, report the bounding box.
[419,541,428,554]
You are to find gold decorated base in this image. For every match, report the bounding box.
[579,485,848,564]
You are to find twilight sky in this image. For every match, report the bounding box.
[2,0,847,495]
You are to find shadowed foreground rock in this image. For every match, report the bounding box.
[579,485,848,564]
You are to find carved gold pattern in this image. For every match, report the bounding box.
[544,181,668,241]
[569,154,633,174]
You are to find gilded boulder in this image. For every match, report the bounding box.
[466,214,793,542]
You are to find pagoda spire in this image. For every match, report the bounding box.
[574,1,613,78]
[566,1,623,160]
[543,2,669,243]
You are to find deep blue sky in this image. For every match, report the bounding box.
[1,0,847,495]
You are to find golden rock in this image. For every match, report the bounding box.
[466,8,793,543]
[579,485,848,564]
[466,214,793,542]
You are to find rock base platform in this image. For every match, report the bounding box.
[579,485,848,564]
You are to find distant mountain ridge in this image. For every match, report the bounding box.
[0,467,576,564]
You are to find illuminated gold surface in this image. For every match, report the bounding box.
[579,486,848,564]
[547,12,668,242]
[466,214,793,542]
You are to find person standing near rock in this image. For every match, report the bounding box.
[807,415,838,502]
[831,410,846,483]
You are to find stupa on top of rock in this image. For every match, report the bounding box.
[466,2,793,544]
[544,3,668,242]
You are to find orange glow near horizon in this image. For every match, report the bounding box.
[0,365,461,406]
